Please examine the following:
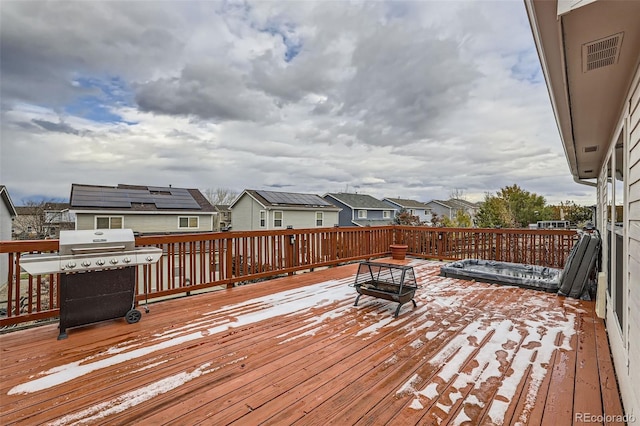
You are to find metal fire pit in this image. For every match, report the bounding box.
[21,229,162,339]
[352,261,418,317]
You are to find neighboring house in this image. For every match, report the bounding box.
[215,205,232,231]
[425,199,480,223]
[70,184,216,235]
[12,203,75,239]
[382,197,433,224]
[230,189,341,231]
[0,186,17,287]
[527,0,640,417]
[323,193,395,227]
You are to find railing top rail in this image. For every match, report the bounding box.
[394,226,578,236]
[0,239,59,254]
[135,226,397,245]
[1,226,578,254]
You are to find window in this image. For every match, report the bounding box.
[358,210,367,219]
[316,212,324,226]
[178,216,199,229]
[383,211,391,219]
[273,211,283,228]
[96,216,123,229]
[260,210,266,228]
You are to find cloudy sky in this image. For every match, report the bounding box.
[0,0,596,206]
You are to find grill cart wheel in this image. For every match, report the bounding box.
[125,309,142,324]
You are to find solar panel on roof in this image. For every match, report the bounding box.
[257,190,332,206]
[72,186,201,209]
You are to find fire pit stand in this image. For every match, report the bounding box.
[352,261,418,317]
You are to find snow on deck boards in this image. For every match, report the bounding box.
[0,258,624,425]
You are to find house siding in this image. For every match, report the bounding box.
[0,198,13,286]
[279,210,339,229]
[603,65,640,419]
[426,202,452,221]
[382,200,432,223]
[231,195,264,231]
[75,213,214,233]
[324,198,353,227]
[231,192,340,231]
[625,67,640,416]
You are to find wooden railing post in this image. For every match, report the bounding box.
[225,237,233,288]
[495,232,502,261]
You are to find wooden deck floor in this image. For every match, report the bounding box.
[0,259,625,425]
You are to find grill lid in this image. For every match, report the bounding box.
[59,229,135,255]
[20,228,162,275]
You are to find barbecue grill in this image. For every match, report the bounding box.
[21,229,162,339]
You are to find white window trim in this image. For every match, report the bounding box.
[259,210,266,228]
[358,210,367,219]
[95,216,124,229]
[383,210,391,219]
[273,210,284,228]
[178,216,199,229]
[316,211,324,227]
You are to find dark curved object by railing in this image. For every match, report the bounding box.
[558,233,600,299]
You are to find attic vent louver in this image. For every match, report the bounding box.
[582,33,623,73]
[584,145,598,153]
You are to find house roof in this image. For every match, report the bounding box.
[0,185,17,217]
[324,193,391,210]
[427,199,480,210]
[383,197,431,210]
[447,199,480,210]
[525,0,640,183]
[70,184,215,213]
[233,189,341,210]
[426,200,456,209]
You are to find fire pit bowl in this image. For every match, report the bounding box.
[352,261,418,317]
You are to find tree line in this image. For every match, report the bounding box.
[396,184,593,229]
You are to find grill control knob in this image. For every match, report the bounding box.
[66,262,77,269]
[96,259,106,266]
[110,258,119,265]
[123,257,132,264]
[81,261,91,267]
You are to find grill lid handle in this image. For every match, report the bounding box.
[70,245,127,254]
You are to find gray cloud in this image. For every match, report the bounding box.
[31,119,80,135]
[0,1,595,206]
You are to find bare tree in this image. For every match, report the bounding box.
[13,199,68,239]
[203,188,238,206]
[449,188,467,201]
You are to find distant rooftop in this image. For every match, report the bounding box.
[239,189,340,210]
[383,197,431,209]
[70,184,215,212]
[324,193,391,210]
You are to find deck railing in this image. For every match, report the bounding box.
[0,226,578,328]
